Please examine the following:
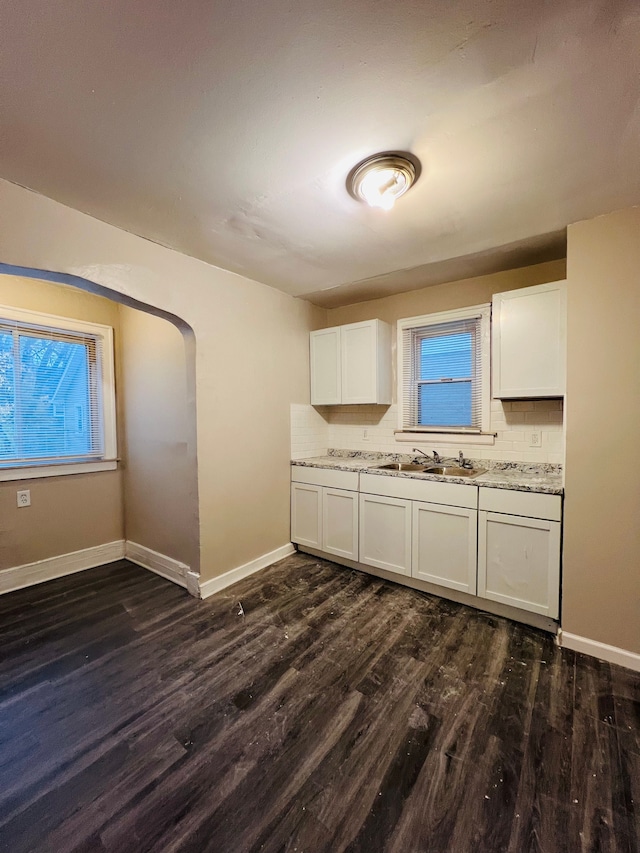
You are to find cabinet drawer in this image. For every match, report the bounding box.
[360,472,477,509]
[478,487,561,521]
[291,466,359,491]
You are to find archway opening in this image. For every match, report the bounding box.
[0,263,200,592]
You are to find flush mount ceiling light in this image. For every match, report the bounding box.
[347,152,421,211]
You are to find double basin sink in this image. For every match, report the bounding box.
[375,462,486,478]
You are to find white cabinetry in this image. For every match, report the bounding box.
[291,482,323,549]
[310,319,392,405]
[478,488,561,618]
[359,493,412,576]
[358,473,478,588]
[323,488,359,560]
[309,327,341,405]
[412,502,477,594]
[492,280,566,399]
[291,466,562,628]
[291,467,359,561]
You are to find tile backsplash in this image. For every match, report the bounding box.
[291,399,564,464]
[290,403,330,459]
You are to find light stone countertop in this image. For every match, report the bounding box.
[291,453,563,495]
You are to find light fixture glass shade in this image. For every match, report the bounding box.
[347,153,419,210]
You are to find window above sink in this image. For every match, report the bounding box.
[397,305,492,437]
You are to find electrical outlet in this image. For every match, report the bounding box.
[17,489,31,508]
[529,431,542,448]
[363,429,369,441]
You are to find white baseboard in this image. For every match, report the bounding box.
[199,543,295,600]
[0,540,126,595]
[186,570,201,598]
[124,541,189,589]
[558,629,640,673]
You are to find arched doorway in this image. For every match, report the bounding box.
[0,264,200,594]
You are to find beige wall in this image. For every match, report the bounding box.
[320,260,567,465]
[119,305,199,571]
[563,208,640,654]
[0,179,325,584]
[0,274,124,570]
[1,181,637,656]
[0,472,123,568]
[198,283,324,574]
[327,259,566,331]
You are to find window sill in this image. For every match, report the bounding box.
[394,431,496,446]
[0,459,118,482]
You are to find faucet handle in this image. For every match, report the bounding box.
[458,451,472,469]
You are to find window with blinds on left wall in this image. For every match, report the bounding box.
[0,305,116,479]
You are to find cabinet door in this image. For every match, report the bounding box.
[478,511,560,618]
[310,327,341,405]
[291,483,322,548]
[341,321,377,404]
[492,281,566,398]
[359,493,412,575]
[412,502,477,594]
[322,488,358,561]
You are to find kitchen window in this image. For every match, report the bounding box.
[0,306,117,480]
[397,305,491,435]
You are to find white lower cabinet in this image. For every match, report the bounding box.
[291,466,563,625]
[291,468,359,561]
[412,502,478,595]
[322,488,359,560]
[359,493,412,576]
[477,487,561,619]
[291,482,323,549]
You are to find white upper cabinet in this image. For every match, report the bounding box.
[340,320,391,404]
[310,319,392,405]
[492,280,566,399]
[310,327,341,405]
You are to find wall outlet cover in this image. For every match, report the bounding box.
[17,489,31,507]
[529,431,542,448]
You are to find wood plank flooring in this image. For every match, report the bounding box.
[0,553,638,853]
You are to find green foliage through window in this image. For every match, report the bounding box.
[0,326,99,465]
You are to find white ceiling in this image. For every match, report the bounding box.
[1,0,638,306]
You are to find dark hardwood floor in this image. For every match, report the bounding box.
[0,553,637,853]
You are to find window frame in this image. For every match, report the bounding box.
[0,305,117,481]
[396,304,492,437]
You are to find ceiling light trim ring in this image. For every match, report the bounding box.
[347,152,420,210]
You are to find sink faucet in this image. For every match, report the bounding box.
[458,451,472,469]
[413,448,441,464]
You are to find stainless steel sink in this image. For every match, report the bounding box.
[375,462,429,472]
[375,462,487,478]
[425,465,487,478]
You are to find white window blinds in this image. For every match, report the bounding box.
[398,306,490,433]
[0,315,109,467]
